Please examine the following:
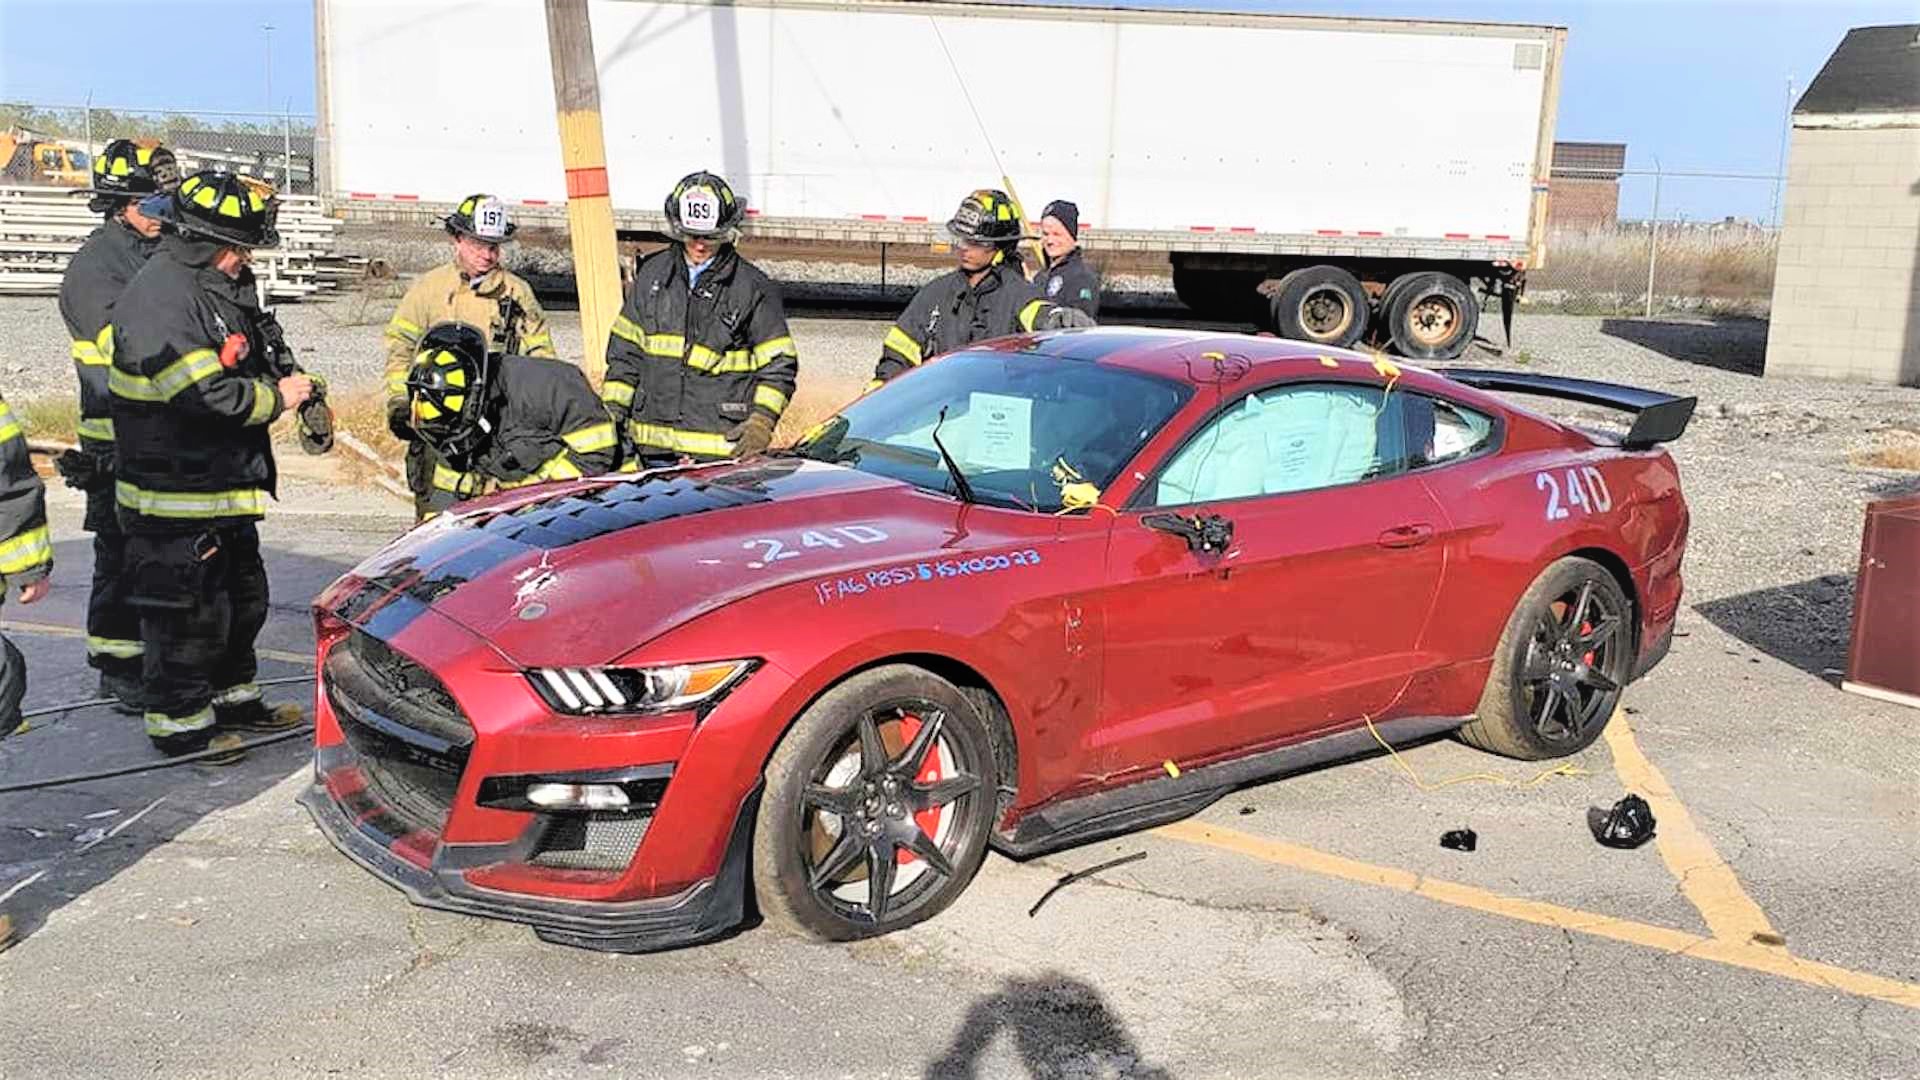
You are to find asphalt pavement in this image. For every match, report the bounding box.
[0,464,1914,1080]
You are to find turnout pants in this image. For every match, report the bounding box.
[85,488,143,681]
[0,620,24,739]
[125,523,269,752]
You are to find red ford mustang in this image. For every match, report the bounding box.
[301,328,1692,952]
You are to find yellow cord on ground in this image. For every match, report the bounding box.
[1362,713,1586,791]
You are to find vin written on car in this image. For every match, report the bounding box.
[301,326,1692,953]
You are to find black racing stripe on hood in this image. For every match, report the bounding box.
[460,474,771,549]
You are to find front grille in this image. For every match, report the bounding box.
[348,630,464,725]
[326,633,475,834]
[529,812,653,871]
[360,755,461,834]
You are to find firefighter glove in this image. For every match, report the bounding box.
[53,448,99,491]
[1038,306,1097,330]
[728,412,776,458]
[386,396,416,443]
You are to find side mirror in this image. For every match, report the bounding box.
[1142,511,1234,554]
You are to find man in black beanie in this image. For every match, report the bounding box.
[1035,199,1101,318]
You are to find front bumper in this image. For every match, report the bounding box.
[298,756,758,953]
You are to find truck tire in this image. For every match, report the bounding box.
[1374,273,1422,347]
[1264,266,1369,348]
[1385,271,1478,360]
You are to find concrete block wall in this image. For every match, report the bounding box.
[1765,125,1920,387]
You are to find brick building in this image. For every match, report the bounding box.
[1548,141,1627,230]
[1765,25,1920,387]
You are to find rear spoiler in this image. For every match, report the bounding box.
[1437,368,1697,449]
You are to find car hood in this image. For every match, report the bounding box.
[327,458,1009,667]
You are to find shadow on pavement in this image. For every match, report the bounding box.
[1693,573,1857,681]
[924,973,1172,1080]
[0,536,356,949]
[1599,316,1770,376]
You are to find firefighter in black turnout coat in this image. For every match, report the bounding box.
[108,170,313,759]
[1034,199,1101,318]
[404,321,619,518]
[602,171,799,468]
[56,138,179,706]
[872,189,1096,387]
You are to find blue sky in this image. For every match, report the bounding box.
[1,0,1909,221]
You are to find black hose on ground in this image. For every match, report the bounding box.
[0,675,319,793]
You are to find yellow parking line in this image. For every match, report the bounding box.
[1157,820,1920,1012]
[1604,712,1778,944]
[1,620,313,667]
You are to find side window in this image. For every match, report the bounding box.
[1151,383,1407,506]
[1406,394,1496,468]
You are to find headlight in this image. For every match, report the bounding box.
[528,660,755,715]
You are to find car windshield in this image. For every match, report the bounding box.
[792,349,1191,512]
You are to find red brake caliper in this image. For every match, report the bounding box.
[895,713,946,866]
[1580,621,1596,667]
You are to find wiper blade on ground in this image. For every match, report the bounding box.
[930,406,978,505]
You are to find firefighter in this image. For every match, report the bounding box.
[872,189,1095,386]
[108,170,312,760]
[1034,199,1101,318]
[0,389,53,954]
[601,171,798,468]
[403,321,619,518]
[54,138,179,709]
[383,193,556,520]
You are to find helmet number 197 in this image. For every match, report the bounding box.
[1536,466,1612,521]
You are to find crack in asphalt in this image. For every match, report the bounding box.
[1468,929,1579,1058]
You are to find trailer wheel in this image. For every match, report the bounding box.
[1265,266,1369,348]
[1374,273,1424,347]
[1385,271,1478,360]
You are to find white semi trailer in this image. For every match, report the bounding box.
[315,0,1565,359]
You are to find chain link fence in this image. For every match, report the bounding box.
[1532,166,1783,318]
[1,101,318,194]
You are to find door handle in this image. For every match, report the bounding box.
[1377,523,1435,550]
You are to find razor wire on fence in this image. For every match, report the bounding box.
[2,101,319,195]
[1533,165,1784,319]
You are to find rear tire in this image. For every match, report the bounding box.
[1264,265,1370,348]
[752,665,996,941]
[1460,557,1634,760]
[1385,271,1478,359]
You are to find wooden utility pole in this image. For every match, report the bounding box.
[544,0,620,386]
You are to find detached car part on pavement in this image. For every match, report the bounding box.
[299,327,1693,952]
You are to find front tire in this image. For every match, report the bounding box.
[752,665,996,941]
[1460,557,1634,760]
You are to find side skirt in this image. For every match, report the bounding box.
[991,714,1468,859]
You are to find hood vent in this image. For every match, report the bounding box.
[462,475,771,549]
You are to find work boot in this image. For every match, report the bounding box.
[97,672,143,716]
[214,699,306,733]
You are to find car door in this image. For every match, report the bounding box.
[1091,380,1449,772]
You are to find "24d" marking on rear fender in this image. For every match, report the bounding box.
[1536,467,1613,521]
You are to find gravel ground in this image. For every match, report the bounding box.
[2,287,1915,669]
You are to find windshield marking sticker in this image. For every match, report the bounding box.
[815,548,1043,604]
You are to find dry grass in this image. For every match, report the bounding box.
[1530,228,1777,316]
[11,395,78,445]
[1849,430,1920,472]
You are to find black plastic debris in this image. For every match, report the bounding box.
[1028,851,1147,917]
[1589,794,1657,849]
[1439,828,1478,852]
[1238,806,1257,816]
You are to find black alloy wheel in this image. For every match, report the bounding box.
[753,665,996,940]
